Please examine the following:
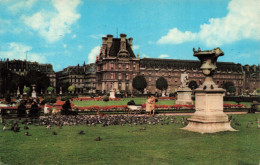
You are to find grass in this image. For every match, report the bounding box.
[0,114,259,165]
[72,98,258,110]
[72,97,176,107]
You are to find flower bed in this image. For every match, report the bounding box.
[73,97,123,101]
[75,105,128,112]
[223,103,247,109]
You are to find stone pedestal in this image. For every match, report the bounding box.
[176,87,193,105]
[162,92,165,97]
[182,88,237,133]
[109,89,115,98]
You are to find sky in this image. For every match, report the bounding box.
[0,0,259,71]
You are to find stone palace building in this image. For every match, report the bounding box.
[0,34,259,95]
[93,34,259,95]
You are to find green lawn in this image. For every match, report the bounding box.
[72,97,176,107]
[0,114,259,165]
[72,98,256,109]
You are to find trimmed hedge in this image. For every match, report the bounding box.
[224,96,260,103]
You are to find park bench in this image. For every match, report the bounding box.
[0,106,42,121]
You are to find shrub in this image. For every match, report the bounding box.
[103,96,109,102]
[127,100,136,105]
[47,86,54,93]
[156,77,168,92]
[43,95,57,103]
[169,92,177,97]
[132,75,147,93]
[61,95,73,101]
[68,85,75,93]
[23,87,31,94]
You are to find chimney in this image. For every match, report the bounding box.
[245,65,249,71]
[253,65,256,72]
[120,33,127,51]
[128,37,133,49]
[102,37,107,56]
[106,34,113,57]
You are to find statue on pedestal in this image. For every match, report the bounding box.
[182,47,237,133]
[176,73,193,105]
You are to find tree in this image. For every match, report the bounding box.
[23,87,31,95]
[188,81,198,90]
[47,86,54,93]
[68,85,75,93]
[223,81,234,90]
[227,86,236,94]
[25,70,50,94]
[156,77,168,92]
[0,68,19,96]
[132,75,147,93]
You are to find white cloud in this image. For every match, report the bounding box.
[0,42,46,63]
[8,0,37,14]
[157,0,260,47]
[157,28,197,44]
[132,45,140,50]
[63,44,67,48]
[22,0,81,42]
[88,46,100,63]
[78,45,82,49]
[90,34,105,39]
[72,34,77,39]
[158,54,170,58]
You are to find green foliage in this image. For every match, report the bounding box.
[43,95,57,103]
[188,80,198,89]
[68,85,75,92]
[132,75,147,93]
[227,86,236,93]
[103,96,109,102]
[25,70,50,94]
[0,68,19,95]
[156,77,168,91]
[223,81,235,90]
[47,86,54,92]
[61,95,73,101]
[256,88,260,94]
[23,87,31,94]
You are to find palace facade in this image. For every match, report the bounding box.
[94,34,259,95]
[1,34,259,96]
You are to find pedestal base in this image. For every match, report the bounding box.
[182,88,237,133]
[182,120,237,134]
[176,87,193,105]
[109,90,115,99]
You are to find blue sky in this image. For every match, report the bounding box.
[0,0,259,71]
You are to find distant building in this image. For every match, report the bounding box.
[95,34,140,94]
[0,58,56,92]
[56,63,96,94]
